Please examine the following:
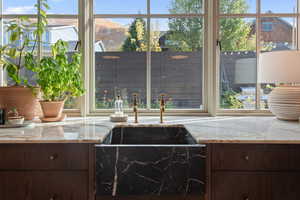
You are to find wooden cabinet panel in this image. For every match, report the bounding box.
[270,173,300,200]
[289,146,300,170]
[26,144,89,170]
[0,144,88,170]
[212,172,268,200]
[0,171,88,200]
[0,145,26,169]
[212,144,291,171]
[28,171,88,200]
[211,144,300,200]
[0,172,28,200]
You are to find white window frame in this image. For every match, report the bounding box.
[88,0,210,116]
[1,0,298,117]
[215,0,299,116]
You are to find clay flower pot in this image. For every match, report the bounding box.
[0,86,41,120]
[40,100,65,118]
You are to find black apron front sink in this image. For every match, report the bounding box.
[105,125,197,145]
[95,125,206,200]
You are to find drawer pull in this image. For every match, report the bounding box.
[244,155,249,161]
[49,154,57,160]
[49,197,55,200]
[242,195,249,200]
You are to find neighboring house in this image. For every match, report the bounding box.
[251,12,296,50]
[94,40,106,52]
[43,25,79,52]
[3,23,105,52]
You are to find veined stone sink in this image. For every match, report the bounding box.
[103,124,197,145]
[95,124,206,200]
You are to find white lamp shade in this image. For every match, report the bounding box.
[258,51,300,84]
[235,58,256,84]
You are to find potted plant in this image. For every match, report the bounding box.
[0,0,49,120]
[37,39,84,121]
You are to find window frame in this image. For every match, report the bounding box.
[89,0,209,115]
[1,0,298,116]
[215,0,299,115]
[0,0,81,112]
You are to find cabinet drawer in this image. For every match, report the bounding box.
[0,172,27,200]
[0,144,89,170]
[29,171,88,200]
[212,172,268,200]
[0,145,26,169]
[212,144,291,171]
[0,171,88,200]
[26,144,89,170]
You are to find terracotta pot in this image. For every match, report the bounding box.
[40,101,65,118]
[0,86,41,120]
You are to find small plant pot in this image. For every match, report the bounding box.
[7,116,25,125]
[0,86,41,120]
[40,101,65,118]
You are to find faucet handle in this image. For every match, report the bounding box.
[160,94,166,107]
[132,93,138,107]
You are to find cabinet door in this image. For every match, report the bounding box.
[212,144,291,171]
[212,172,268,200]
[270,173,300,200]
[28,171,88,200]
[0,172,28,200]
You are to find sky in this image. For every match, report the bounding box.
[3,0,298,15]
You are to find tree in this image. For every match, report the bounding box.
[122,18,161,52]
[168,0,254,51]
[166,0,203,51]
[122,18,147,51]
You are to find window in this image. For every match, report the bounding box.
[262,22,273,32]
[93,0,205,111]
[1,0,300,115]
[1,0,79,109]
[218,0,297,111]
[3,0,37,14]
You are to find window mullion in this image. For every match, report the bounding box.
[0,0,3,86]
[146,0,151,110]
[37,0,42,61]
[255,0,261,110]
[295,0,300,50]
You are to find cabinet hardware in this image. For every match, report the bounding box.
[49,154,57,160]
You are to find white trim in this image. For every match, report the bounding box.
[215,0,300,114]
[91,0,207,114]
[2,0,298,116]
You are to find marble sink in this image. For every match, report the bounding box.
[103,124,197,145]
[96,124,206,199]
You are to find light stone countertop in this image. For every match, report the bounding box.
[0,116,300,144]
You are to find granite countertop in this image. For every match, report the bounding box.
[0,116,300,144]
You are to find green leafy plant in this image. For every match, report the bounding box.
[36,39,85,101]
[220,89,244,109]
[0,0,49,86]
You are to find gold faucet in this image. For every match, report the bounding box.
[133,94,138,123]
[160,94,166,123]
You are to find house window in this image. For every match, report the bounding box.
[2,0,79,109]
[1,0,300,115]
[93,0,205,111]
[218,0,297,111]
[262,22,273,32]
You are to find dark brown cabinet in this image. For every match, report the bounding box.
[29,171,88,200]
[270,173,300,200]
[0,144,93,200]
[212,172,268,200]
[210,144,300,200]
[0,172,28,200]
